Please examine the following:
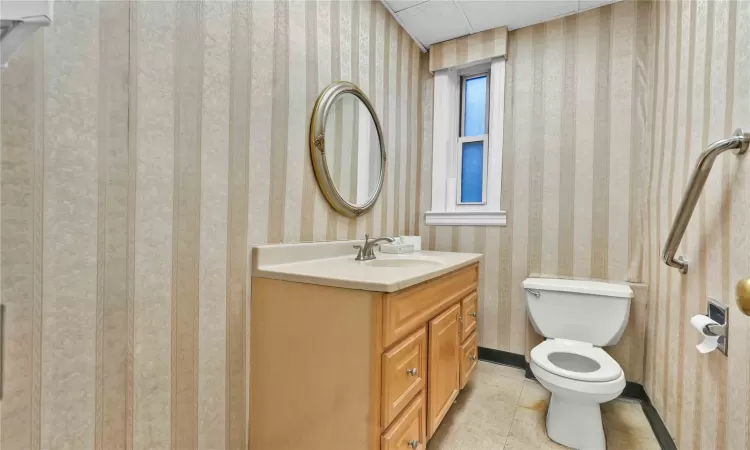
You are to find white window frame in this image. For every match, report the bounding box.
[425,57,507,226]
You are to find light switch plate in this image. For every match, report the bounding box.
[707,298,728,355]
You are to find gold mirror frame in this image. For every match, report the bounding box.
[309,81,386,218]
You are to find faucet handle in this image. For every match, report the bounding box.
[353,245,364,261]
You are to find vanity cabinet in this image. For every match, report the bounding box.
[250,262,479,450]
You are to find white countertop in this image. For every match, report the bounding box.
[252,240,483,292]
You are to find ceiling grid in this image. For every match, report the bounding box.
[381,0,619,50]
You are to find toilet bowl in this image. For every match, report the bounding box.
[530,339,625,450]
[523,277,633,450]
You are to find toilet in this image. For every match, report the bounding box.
[523,277,633,450]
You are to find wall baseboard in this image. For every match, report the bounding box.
[640,391,678,450]
[621,381,647,400]
[477,346,526,369]
[478,347,676,450]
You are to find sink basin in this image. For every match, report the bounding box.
[364,258,441,268]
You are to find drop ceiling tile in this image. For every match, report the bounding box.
[386,0,429,13]
[579,0,620,12]
[397,0,473,47]
[456,0,578,32]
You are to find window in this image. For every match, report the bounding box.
[425,57,507,226]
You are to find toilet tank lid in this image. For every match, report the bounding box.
[522,278,633,298]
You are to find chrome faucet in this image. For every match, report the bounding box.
[353,234,395,261]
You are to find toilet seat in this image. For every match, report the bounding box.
[530,339,622,383]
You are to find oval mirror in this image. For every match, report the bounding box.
[309,82,386,218]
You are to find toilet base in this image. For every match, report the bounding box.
[546,394,606,450]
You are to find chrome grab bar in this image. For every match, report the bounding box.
[663,128,749,273]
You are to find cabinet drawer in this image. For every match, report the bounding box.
[382,327,427,427]
[460,292,477,340]
[383,264,478,347]
[460,331,478,389]
[381,392,426,450]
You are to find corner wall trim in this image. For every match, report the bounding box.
[478,347,677,450]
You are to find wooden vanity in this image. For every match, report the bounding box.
[249,262,480,450]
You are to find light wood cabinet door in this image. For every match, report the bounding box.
[460,331,478,389]
[382,327,427,427]
[460,292,477,340]
[427,303,461,438]
[381,392,427,450]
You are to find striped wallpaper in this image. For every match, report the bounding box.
[421,0,653,382]
[0,1,425,449]
[643,0,750,449]
[5,1,750,449]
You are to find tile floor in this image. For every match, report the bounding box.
[428,362,661,450]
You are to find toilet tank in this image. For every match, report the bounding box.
[523,277,633,346]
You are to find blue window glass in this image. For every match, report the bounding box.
[463,76,487,137]
[461,141,483,202]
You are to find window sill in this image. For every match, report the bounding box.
[424,210,507,227]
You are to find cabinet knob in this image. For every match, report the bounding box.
[406,368,418,376]
[470,312,477,317]
[407,440,421,449]
[470,355,477,361]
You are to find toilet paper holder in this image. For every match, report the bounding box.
[705,298,728,354]
[702,322,726,337]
